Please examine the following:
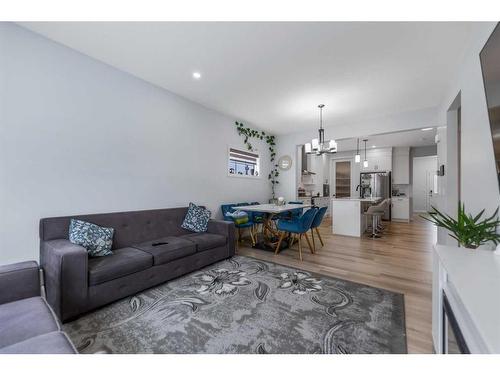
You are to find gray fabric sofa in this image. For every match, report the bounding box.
[40,207,235,322]
[0,261,76,354]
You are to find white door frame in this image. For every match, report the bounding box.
[330,157,355,198]
[412,155,438,213]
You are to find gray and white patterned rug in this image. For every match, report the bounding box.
[64,256,406,354]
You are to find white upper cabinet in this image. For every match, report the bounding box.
[360,147,393,173]
[392,147,410,184]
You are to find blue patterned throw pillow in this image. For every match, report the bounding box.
[181,203,211,233]
[69,219,114,257]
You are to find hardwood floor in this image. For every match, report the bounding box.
[237,215,435,354]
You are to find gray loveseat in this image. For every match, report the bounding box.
[40,207,235,322]
[0,261,76,354]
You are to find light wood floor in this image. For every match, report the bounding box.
[237,215,435,354]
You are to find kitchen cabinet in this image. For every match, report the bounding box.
[391,197,410,222]
[393,147,410,184]
[301,173,316,186]
[360,148,392,173]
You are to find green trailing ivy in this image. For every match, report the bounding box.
[235,121,279,198]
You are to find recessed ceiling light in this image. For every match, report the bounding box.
[421,127,433,131]
[192,72,201,80]
[372,145,376,148]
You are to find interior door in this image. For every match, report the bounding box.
[413,156,438,212]
[335,161,351,198]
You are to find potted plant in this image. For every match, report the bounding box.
[422,203,500,249]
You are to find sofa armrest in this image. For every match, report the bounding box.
[207,219,235,257]
[40,239,88,321]
[0,261,40,305]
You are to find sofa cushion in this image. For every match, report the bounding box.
[181,233,227,252]
[0,331,76,354]
[181,202,211,233]
[0,297,60,349]
[88,247,153,286]
[69,219,114,257]
[132,237,196,265]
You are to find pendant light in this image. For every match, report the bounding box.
[355,138,361,163]
[363,139,368,168]
[305,104,337,155]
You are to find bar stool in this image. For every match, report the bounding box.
[376,199,391,233]
[364,201,385,238]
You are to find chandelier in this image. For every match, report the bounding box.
[305,104,337,155]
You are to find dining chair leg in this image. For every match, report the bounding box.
[315,227,324,246]
[275,231,285,255]
[249,227,256,247]
[304,232,314,254]
[298,234,303,261]
[311,229,316,253]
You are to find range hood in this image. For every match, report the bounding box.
[301,145,316,175]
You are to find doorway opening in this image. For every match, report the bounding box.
[334,160,351,198]
[412,155,438,213]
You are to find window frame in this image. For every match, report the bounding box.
[227,145,262,179]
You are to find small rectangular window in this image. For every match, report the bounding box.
[228,147,260,178]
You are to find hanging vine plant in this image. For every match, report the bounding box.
[235,121,279,198]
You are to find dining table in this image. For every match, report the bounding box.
[232,203,313,252]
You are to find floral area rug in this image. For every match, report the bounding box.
[64,256,406,354]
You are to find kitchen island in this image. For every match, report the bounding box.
[331,197,382,237]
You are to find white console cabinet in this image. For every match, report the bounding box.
[433,245,500,353]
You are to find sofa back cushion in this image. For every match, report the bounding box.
[40,207,192,249]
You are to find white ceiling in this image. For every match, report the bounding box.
[335,127,438,152]
[19,22,479,135]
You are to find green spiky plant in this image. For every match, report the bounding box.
[422,203,500,249]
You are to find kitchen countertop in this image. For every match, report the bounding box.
[331,197,382,202]
[297,196,329,199]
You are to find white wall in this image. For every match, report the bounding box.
[435,126,448,244]
[437,22,500,246]
[0,23,272,265]
[276,107,439,200]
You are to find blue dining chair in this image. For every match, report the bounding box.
[249,202,265,231]
[275,207,318,261]
[271,200,302,226]
[221,203,255,246]
[310,206,328,252]
[288,201,304,220]
[236,202,264,238]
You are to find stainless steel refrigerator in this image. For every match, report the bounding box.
[359,172,391,220]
